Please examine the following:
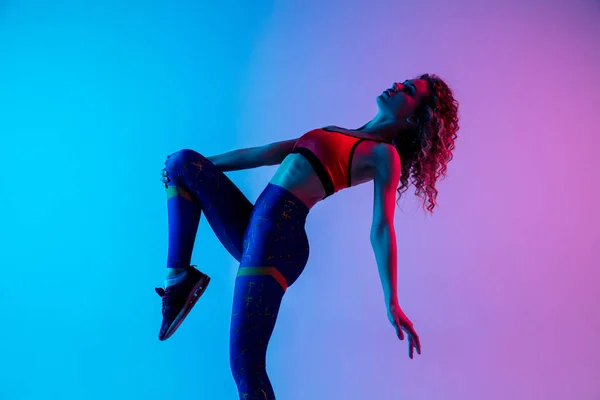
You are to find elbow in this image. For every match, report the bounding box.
[265,139,297,166]
[261,146,284,166]
[370,221,393,243]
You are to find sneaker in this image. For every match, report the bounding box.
[155,266,211,341]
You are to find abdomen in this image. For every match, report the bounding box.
[269,153,326,209]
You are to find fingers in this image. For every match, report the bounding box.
[395,323,405,341]
[409,328,421,356]
[161,169,170,187]
[403,325,421,359]
[391,309,421,358]
[414,334,421,356]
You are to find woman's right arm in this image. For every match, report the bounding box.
[207,138,297,172]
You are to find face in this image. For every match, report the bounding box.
[377,79,430,121]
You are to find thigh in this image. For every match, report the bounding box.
[165,149,253,262]
[240,183,310,288]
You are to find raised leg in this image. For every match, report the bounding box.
[156,149,255,341]
[163,148,254,267]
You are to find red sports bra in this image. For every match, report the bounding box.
[291,127,384,199]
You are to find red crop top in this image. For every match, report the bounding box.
[291,126,384,199]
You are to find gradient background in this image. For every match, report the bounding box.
[1,0,599,399]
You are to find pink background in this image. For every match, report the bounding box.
[0,0,598,398]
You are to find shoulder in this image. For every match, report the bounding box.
[370,142,400,176]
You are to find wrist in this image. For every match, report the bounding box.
[385,291,398,306]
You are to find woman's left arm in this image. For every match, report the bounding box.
[370,143,401,305]
[207,138,297,172]
[370,143,421,358]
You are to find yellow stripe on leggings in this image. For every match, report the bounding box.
[166,185,194,201]
[236,267,288,291]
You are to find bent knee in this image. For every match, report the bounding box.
[166,148,203,164]
[164,149,210,172]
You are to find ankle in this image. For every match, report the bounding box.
[166,267,187,277]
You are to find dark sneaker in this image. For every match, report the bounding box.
[155,266,211,341]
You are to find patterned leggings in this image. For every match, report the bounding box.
[164,149,310,400]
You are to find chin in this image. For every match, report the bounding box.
[375,96,388,112]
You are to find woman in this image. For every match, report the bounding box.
[156,73,459,399]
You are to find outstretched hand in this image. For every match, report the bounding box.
[387,301,421,359]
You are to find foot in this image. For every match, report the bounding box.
[155,266,211,341]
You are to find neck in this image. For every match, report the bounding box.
[351,113,402,143]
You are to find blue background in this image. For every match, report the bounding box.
[1,0,599,399]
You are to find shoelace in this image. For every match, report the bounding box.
[155,287,169,315]
[154,266,195,315]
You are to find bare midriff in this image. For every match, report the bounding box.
[269,153,325,210]
[269,141,377,210]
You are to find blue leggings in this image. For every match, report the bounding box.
[164,149,310,400]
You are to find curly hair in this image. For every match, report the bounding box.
[393,73,460,213]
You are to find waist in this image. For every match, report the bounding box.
[269,154,328,209]
[291,147,347,198]
[258,182,311,217]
